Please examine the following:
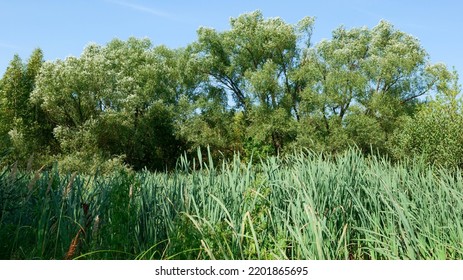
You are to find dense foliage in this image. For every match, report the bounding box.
[1,11,461,171]
[2,149,463,260]
[1,11,463,260]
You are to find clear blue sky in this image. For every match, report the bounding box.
[1,0,462,79]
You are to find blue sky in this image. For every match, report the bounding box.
[1,0,462,79]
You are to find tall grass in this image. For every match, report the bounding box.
[1,148,463,259]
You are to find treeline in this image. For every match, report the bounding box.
[1,11,462,172]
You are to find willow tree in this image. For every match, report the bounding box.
[192,11,315,155]
[295,20,450,153]
[31,38,187,171]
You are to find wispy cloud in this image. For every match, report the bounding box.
[353,7,426,30]
[105,0,177,20]
[352,7,385,22]
[0,42,19,50]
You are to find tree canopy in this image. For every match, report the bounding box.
[0,11,460,172]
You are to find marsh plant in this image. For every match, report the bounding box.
[1,148,463,260]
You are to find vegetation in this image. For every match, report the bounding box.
[1,11,463,260]
[1,149,463,260]
[1,11,461,171]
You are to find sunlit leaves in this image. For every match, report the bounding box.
[194,11,315,154]
[30,38,189,171]
[389,70,463,168]
[2,11,461,171]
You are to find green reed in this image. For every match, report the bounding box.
[1,148,463,259]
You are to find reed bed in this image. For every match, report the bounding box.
[1,149,463,259]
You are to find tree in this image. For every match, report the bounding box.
[294,20,448,154]
[3,13,459,171]
[31,38,188,171]
[192,11,315,155]
[389,68,463,168]
[23,49,54,155]
[0,55,26,150]
[0,49,49,167]
[1,55,28,116]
